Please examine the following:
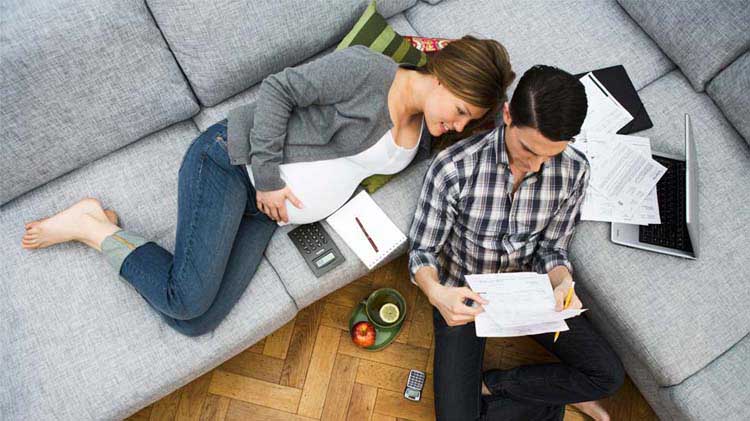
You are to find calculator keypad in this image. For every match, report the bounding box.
[407,371,425,390]
[289,223,328,255]
[287,222,344,278]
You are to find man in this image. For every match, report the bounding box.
[408,65,624,421]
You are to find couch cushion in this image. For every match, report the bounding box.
[617,0,750,92]
[664,333,750,421]
[146,0,417,107]
[265,158,430,308]
[0,122,298,419]
[191,12,421,132]
[338,0,427,67]
[573,289,681,420]
[0,0,199,206]
[404,0,674,93]
[707,52,750,144]
[570,70,750,387]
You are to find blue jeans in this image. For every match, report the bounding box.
[432,308,624,421]
[110,120,277,336]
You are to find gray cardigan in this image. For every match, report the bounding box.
[227,45,433,191]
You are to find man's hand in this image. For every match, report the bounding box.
[429,283,489,327]
[552,277,583,311]
[256,185,303,223]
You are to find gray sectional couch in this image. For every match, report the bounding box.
[1,0,748,419]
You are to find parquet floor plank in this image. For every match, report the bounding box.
[297,326,342,418]
[263,319,296,360]
[320,353,360,421]
[346,383,378,420]
[208,370,302,413]
[198,394,230,421]
[281,300,325,388]
[175,372,212,421]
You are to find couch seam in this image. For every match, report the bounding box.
[263,254,301,311]
[142,1,204,110]
[663,329,750,390]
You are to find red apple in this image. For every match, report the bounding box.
[351,321,376,348]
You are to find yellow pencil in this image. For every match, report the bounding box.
[553,281,575,343]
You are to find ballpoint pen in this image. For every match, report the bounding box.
[355,216,378,253]
[553,281,575,343]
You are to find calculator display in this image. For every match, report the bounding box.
[315,252,335,268]
[404,388,421,400]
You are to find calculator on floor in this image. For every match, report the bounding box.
[287,222,345,277]
[404,369,426,401]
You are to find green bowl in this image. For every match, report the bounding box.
[365,287,407,329]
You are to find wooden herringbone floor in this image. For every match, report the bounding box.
[126,254,658,421]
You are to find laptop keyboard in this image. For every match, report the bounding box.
[638,156,694,253]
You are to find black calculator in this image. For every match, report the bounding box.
[287,222,345,277]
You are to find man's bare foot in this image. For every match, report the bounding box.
[21,198,120,251]
[572,400,610,421]
[481,380,491,396]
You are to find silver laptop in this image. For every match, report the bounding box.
[611,114,699,259]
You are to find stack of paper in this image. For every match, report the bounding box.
[465,273,585,338]
[579,73,634,135]
[572,73,666,224]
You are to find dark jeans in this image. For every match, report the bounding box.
[432,307,624,421]
[119,120,277,336]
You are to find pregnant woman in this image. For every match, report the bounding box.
[21,36,515,336]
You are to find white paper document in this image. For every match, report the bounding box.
[573,134,662,224]
[572,132,666,218]
[475,314,568,338]
[579,73,633,135]
[465,273,586,338]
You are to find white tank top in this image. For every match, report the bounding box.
[247,120,423,225]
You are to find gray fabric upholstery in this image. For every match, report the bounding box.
[404,0,675,93]
[146,0,417,107]
[570,70,750,387]
[707,52,750,144]
[573,288,682,419]
[0,0,199,206]
[265,158,430,308]
[0,122,298,419]
[617,0,750,91]
[665,334,750,421]
[192,12,421,132]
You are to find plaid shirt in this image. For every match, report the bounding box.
[408,125,590,287]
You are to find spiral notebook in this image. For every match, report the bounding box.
[326,190,407,270]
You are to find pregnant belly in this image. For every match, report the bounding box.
[277,159,367,225]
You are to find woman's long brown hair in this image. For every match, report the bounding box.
[420,35,515,147]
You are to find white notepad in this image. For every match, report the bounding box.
[326,190,407,270]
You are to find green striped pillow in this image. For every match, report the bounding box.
[337,1,427,67]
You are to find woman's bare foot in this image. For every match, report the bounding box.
[572,400,610,421]
[22,198,121,251]
[103,209,119,226]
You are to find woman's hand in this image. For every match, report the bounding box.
[552,278,583,311]
[427,283,489,327]
[256,186,303,223]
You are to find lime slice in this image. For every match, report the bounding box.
[379,303,400,324]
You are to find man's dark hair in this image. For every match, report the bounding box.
[509,65,587,141]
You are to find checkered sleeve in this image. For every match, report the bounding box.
[408,153,460,285]
[533,164,591,275]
